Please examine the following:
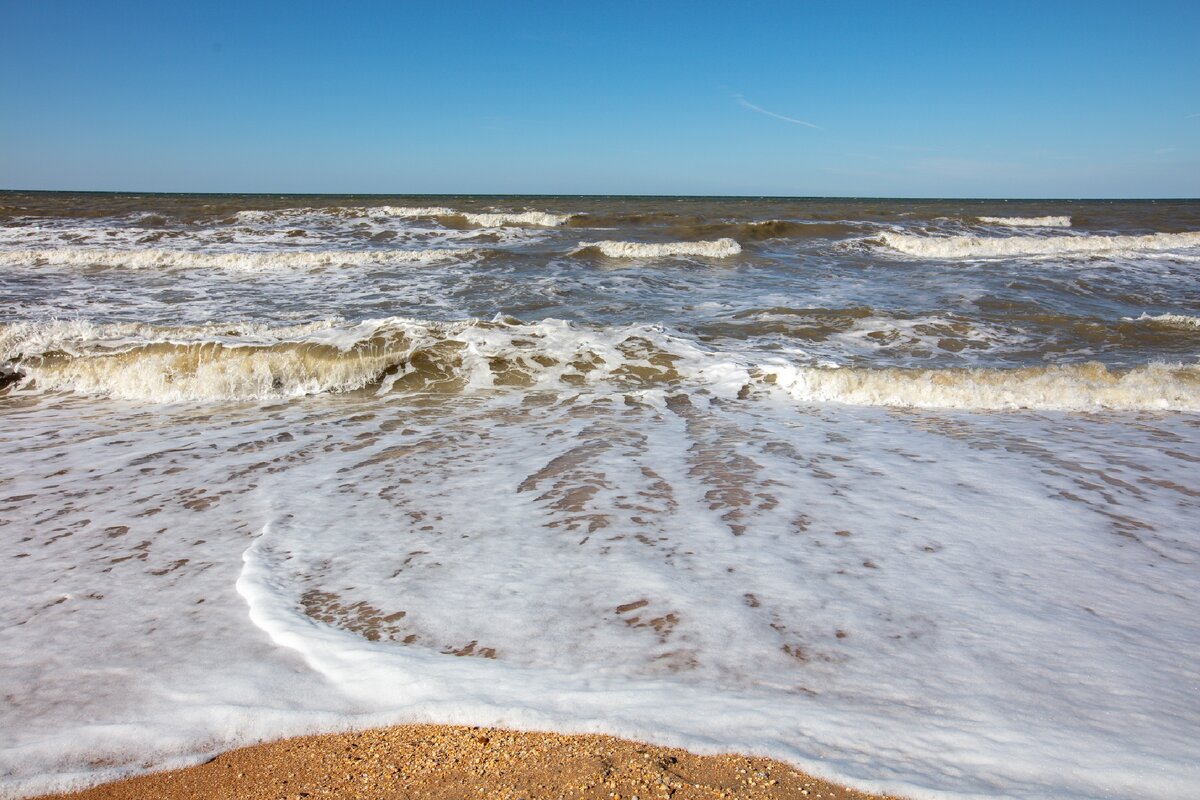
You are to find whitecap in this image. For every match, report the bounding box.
[0,247,474,271]
[873,230,1200,259]
[977,216,1072,227]
[575,238,742,259]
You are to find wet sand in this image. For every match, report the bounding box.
[34,724,904,800]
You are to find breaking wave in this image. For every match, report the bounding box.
[574,239,742,259]
[873,230,1200,259]
[235,206,574,227]
[450,211,573,227]
[0,317,721,401]
[3,317,1197,410]
[370,207,573,227]
[1129,313,1200,330]
[233,206,441,223]
[0,317,729,402]
[977,216,1072,227]
[0,318,348,357]
[0,247,474,271]
[767,362,1200,411]
[0,318,438,401]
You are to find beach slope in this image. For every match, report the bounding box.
[34,725,901,800]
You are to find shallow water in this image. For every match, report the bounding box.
[2,193,1198,799]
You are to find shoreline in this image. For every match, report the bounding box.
[31,724,905,800]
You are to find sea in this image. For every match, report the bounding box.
[1,193,1198,799]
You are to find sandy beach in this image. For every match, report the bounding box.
[33,725,901,800]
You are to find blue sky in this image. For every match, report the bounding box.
[1,1,1197,197]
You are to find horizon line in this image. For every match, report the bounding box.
[2,188,1199,202]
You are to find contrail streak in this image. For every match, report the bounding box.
[735,94,822,130]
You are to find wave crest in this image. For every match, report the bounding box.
[452,211,572,227]
[0,318,393,401]
[235,206,573,227]
[370,207,573,227]
[767,362,1200,411]
[977,216,1072,227]
[0,247,473,271]
[574,239,742,259]
[1130,313,1200,330]
[874,230,1200,259]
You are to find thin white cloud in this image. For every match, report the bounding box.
[735,94,822,130]
[1186,112,1200,119]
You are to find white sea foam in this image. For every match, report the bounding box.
[233,206,452,223]
[576,238,742,259]
[0,318,347,360]
[235,206,573,227]
[458,211,573,227]
[370,208,574,227]
[0,247,473,271]
[977,215,1072,227]
[764,361,1200,411]
[1129,312,1200,330]
[360,205,458,218]
[3,362,1200,800]
[874,230,1200,258]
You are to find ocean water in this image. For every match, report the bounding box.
[1,193,1198,799]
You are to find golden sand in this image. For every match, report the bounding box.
[35,724,904,800]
